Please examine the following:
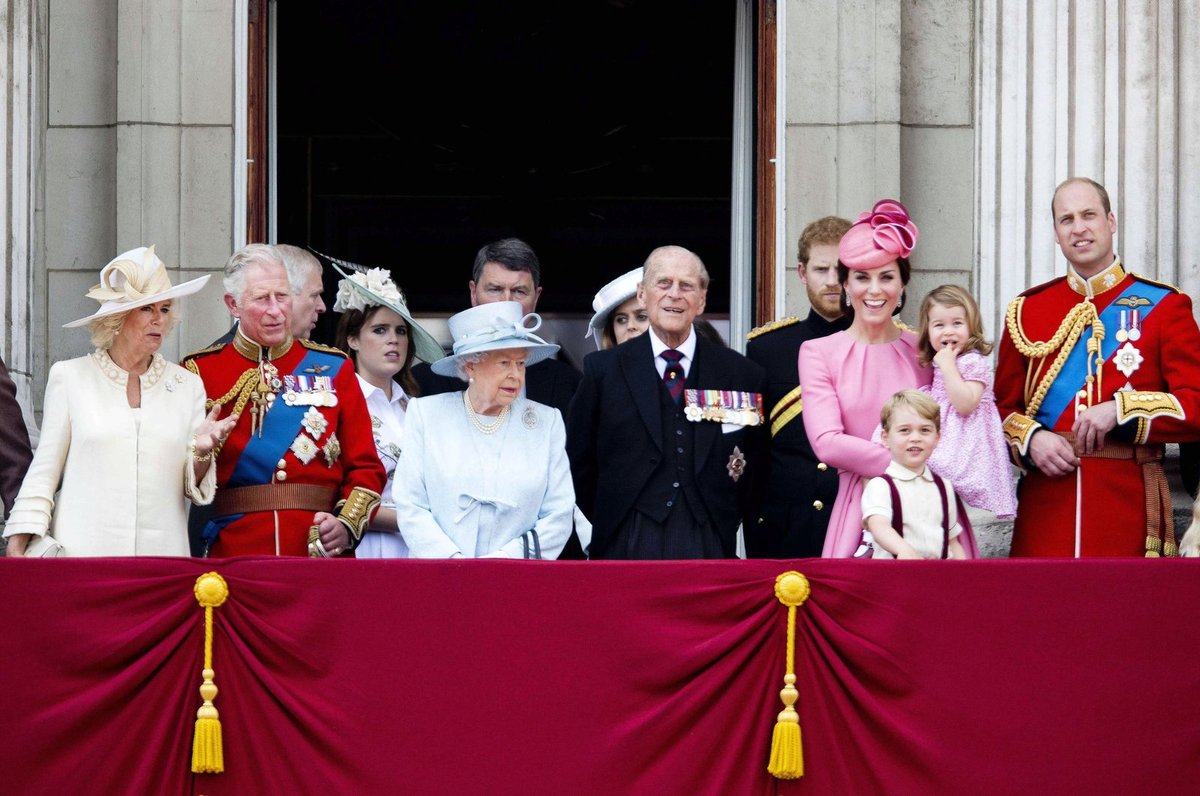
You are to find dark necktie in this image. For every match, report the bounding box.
[660,349,685,405]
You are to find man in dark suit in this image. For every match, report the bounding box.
[0,355,34,520]
[413,237,580,413]
[744,216,852,558]
[567,246,766,559]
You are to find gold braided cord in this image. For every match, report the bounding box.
[203,369,260,456]
[1005,297,1099,417]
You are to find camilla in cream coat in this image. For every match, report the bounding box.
[3,246,237,557]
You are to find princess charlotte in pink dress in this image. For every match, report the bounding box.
[798,199,935,558]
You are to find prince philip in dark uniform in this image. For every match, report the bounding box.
[744,215,852,557]
[566,246,766,559]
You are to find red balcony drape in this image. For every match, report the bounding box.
[1,557,1197,794]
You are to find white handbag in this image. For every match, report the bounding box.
[23,534,66,558]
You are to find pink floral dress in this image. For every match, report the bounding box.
[925,352,1017,519]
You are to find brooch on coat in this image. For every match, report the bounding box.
[727,446,746,482]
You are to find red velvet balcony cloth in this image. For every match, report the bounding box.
[0,558,1197,795]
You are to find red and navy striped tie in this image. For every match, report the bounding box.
[660,349,685,404]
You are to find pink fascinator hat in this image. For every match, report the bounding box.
[838,199,919,270]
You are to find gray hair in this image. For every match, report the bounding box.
[642,245,710,291]
[453,351,488,382]
[223,243,285,303]
[275,244,322,294]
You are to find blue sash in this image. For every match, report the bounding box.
[227,348,344,487]
[1036,281,1170,426]
[204,349,345,551]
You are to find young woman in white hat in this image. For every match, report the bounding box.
[393,301,574,559]
[587,267,648,350]
[4,246,237,557]
[332,266,444,558]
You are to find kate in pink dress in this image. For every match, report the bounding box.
[800,329,931,557]
[798,199,949,559]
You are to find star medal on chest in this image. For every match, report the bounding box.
[1113,342,1144,378]
[727,446,746,482]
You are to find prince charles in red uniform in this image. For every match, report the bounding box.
[183,244,384,557]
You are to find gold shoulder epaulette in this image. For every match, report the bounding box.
[1130,272,1182,294]
[300,339,349,358]
[181,342,225,366]
[746,316,800,341]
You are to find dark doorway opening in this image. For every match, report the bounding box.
[276,1,736,329]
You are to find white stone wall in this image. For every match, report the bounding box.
[779,0,976,327]
[977,0,1200,338]
[0,0,43,420]
[28,0,236,408]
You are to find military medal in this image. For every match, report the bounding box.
[684,389,765,426]
[726,446,746,482]
[1116,310,1129,343]
[1114,341,1144,378]
[1127,308,1142,341]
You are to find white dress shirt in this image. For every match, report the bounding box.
[861,461,960,560]
[354,373,410,558]
[647,325,697,379]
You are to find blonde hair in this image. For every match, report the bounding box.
[880,389,941,433]
[87,303,182,350]
[916,284,992,367]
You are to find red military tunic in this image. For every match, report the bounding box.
[995,258,1200,556]
[183,331,385,556]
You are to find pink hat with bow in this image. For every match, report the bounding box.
[837,199,919,270]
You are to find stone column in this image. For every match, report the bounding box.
[0,0,45,418]
[37,0,236,406]
[977,0,1200,334]
[780,0,975,322]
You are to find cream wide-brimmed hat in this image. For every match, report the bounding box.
[62,246,210,328]
[586,267,643,347]
[331,263,445,365]
[430,301,559,377]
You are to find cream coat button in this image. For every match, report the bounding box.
[276,470,287,482]
[817,462,828,471]
[812,500,824,511]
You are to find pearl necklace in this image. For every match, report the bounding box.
[463,391,509,435]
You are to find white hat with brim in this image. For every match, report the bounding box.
[586,267,643,345]
[63,246,210,328]
[430,301,560,377]
[330,263,446,366]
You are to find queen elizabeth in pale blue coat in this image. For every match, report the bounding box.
[394,302,574,558]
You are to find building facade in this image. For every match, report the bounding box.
[2,0,1198,411]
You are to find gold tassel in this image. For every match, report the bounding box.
[768,571,810,780]
[191,572,229,774]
